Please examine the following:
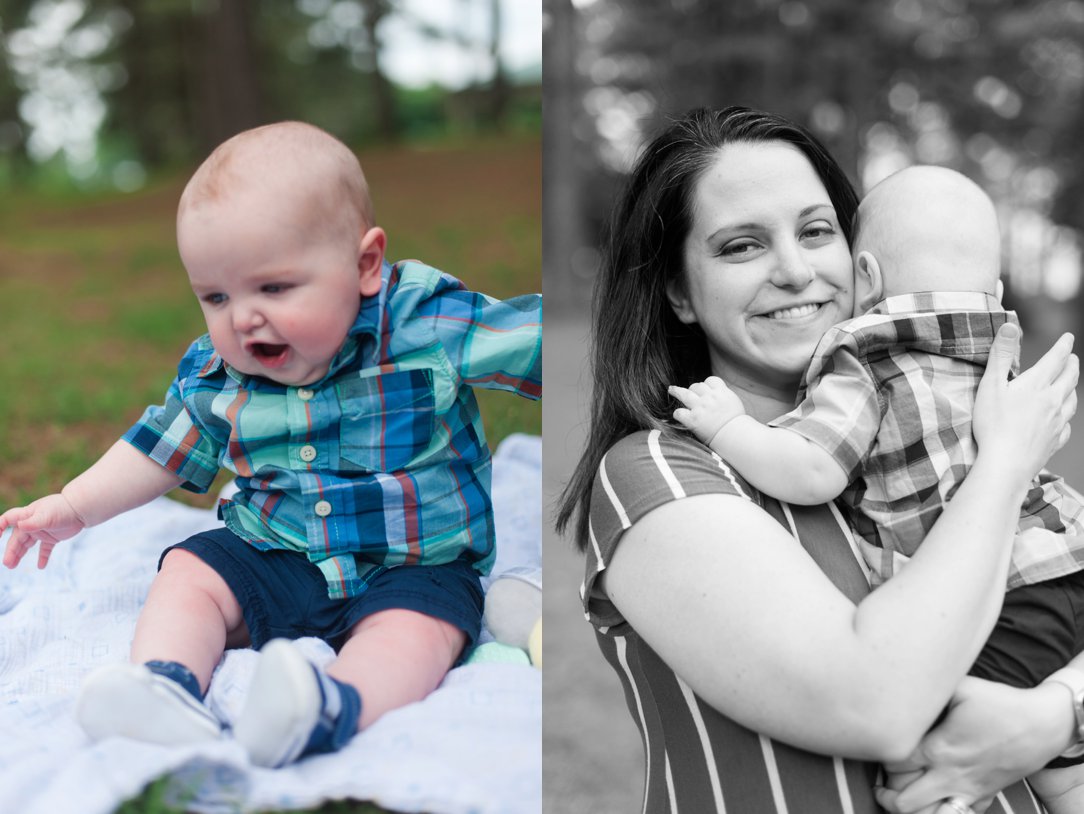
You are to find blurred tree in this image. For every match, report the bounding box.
[542,0,584,308]
[1,0,536,185]
[358,0,399,140]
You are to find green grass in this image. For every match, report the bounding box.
[0,138,541,813]
[117,776,395,814]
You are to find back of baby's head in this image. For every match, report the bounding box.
[178,121,373,239]
[854,165,1001,296]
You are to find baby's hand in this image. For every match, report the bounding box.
[669,376,747,447]
[1,494,87,570]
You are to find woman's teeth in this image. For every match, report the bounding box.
[767,303,820,320]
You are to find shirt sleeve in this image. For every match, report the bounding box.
[769,342,881,483]
[121,340,222,493]
[415,269,542,400]
[582,429,758,629]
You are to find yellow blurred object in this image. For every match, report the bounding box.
[528,617,542,668]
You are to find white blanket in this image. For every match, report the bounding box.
[0,434,542,814]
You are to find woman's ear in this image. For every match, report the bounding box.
[665,277,697,325]
[357,227,387,297]
[854,250,884,315]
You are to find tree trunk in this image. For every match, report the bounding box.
[192,0,266,152]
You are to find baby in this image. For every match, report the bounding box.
[671,165,1084,811]
[0,122,542,768]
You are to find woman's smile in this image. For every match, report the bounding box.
[760,301,828,321]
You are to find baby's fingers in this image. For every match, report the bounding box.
[36,533,59,570]
[3,529,36,569]
[668,385,697,407]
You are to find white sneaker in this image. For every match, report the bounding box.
[233,639,323,768]
[76,662,221,745]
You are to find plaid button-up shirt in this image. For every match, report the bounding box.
[123,260,542,599]
[772,291,1084,589]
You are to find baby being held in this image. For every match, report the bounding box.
[671,165,1084,812]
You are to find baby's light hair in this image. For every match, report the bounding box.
[854,165,1001,297]
[178,121,374,242]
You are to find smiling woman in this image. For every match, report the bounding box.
[665,140,855,397]
[555,106,1081,813]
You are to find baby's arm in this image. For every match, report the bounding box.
[670,377,849,505]
[1,440,183,569]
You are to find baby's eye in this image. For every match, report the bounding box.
[203,293,227,305]
[262,283,289,294]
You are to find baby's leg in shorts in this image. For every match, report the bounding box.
[970,571,1084,814]
[329,608,466,729]
[76,532,249,745]
[130,547,248,691]
[234,556,483,766]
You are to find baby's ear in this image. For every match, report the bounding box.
[854,250,884,314]
[995,278,1004,303]
[357,227,387,297]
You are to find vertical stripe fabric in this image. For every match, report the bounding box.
[583,429,1046,813]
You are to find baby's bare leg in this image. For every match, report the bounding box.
[328,608,467,730]
[130,548,248,691]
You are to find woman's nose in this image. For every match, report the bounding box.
[772,243,815,288]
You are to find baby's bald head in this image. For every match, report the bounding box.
[178,121,374,246]
[854,165,1000,297]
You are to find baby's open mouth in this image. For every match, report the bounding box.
[250,343,289,365]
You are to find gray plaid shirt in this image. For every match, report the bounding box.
[772,291,1084,589]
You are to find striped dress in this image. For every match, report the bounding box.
[582,429,1047,814]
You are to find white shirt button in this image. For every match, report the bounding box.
[314,500,332,517]
[299,445,317,462]
[297,388,315,400]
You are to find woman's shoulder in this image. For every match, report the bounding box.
[592,428,760,520]
[583,428,765,629]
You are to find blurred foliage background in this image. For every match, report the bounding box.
[0,0,541,188]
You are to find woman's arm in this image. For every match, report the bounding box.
[603,327,1078,762]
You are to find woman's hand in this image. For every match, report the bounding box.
[874,677,1073,813]
[972,325,1078,485]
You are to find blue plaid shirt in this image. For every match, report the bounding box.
[124,260,542,598]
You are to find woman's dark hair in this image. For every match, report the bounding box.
[555,106,860,550]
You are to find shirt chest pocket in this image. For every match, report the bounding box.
[335,368,437,472]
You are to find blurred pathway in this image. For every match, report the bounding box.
[543,308,642,814]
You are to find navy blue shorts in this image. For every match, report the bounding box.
[969,568,1084,768]
[971,568,1084,688]
[159,527,484,657]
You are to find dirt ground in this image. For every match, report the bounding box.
[543,305,642,814]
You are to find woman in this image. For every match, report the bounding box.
[556,106,1082,814]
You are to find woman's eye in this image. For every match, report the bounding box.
[801,222,837,241]
[719,240,760,259]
